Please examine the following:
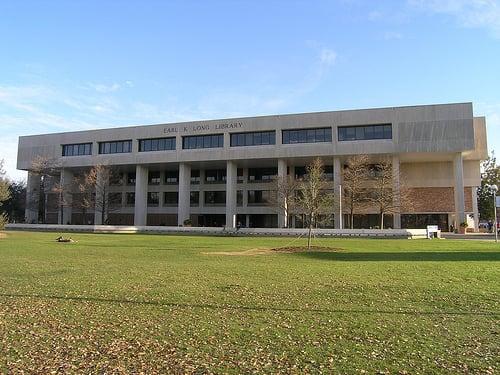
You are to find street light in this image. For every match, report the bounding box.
[487,184,498,243]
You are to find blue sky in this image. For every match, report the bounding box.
[1,0,499,180]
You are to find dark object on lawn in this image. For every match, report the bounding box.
[56,236,77,243]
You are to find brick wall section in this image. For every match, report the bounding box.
[404,187,473,213]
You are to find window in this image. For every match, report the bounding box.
[163,192,178,206]
[126,192,135,205]
[248,190,273,205]
[204,191,226,205]
[294,166,307,180]
[139,137,176,152]
[237,168,244,183]
[109,172,124,186]
[147,192,159,206]
[230,131,276,147]
[182,134,223,149]
[282,127,332,144]
[148,171,161,185]
[248,168,277,183]
[190,191,199,206]
[127,173,136,185]
[109,193,122,207]
[62,143,92,157]
[338,124,392,141]
[165,170,179,184]
[205,169,226,184]
[191,170,200,184]
[98,140,132,154]
[237,190,243,206]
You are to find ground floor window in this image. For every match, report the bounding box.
[401,214,449,231]
[343,214,393,229]
[248,214,277,228]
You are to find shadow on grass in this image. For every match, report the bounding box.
[0,293,498,317]
[293,251,500,262]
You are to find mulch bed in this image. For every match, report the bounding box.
[271,246,341,253]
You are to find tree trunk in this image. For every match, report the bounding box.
[307,222,312,250]
[350,208,354,229]
[380,212,384,229]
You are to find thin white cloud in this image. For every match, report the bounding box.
[87,82,121,93]
[409,0,500,37]
[319,48,337,66]
[383,31,404,40]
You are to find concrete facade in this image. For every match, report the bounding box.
[17,102,488,231]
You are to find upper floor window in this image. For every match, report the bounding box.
[205,169,226,184]
[182,134,223,149]
[148,171,161,185]
[204,191,226,205]
[62,143,92,157]
[98,140,132,154]
[282,127,332,144]
[248,168,277,183]
[139,137,176,152]
[165,170,179,184]
[338,124,392,141]
[230,131,276,147]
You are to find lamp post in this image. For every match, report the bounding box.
[487,184,498,243]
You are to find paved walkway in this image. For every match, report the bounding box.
[441,233,499,240]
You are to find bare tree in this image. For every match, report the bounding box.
[73,172,95,225]
[342,155,370,229]
[0,160,10,203]
[0,160,10,229]
[85,165,119,225]
[368,159,412,229]
[51,178,74,225]
[30,156,60,223]
[296,158,335,249]
[271,175,299,228]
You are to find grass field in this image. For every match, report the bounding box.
[0,231,499,374]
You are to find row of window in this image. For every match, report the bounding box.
[110,168,288,186]
[338,124,392,141]
[62,143,92,157]
[230,131,276,147]
[98,140,133,154]
[139,137,176,152]
[282,127,332,144]
[182,134,224,149]
[62,124,393,156]
[110,190,273,207]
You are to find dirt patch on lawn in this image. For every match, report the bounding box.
[0,232,6,239]
[205,248,272,256]
[205,246,341,256]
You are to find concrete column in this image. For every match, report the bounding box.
[26,171,40,224]
[277,159,288,228]
[453,152,466,226]
[392,155,401,229]
[178,163,191,226]
[59,169,73,225]
[472,186,479,232]
[333,157,342,229]
[134,165,148,226]
[226,160,237,228]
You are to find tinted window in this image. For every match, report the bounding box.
[62,143,93,157]
[282,127,332,144]
[338,124,392,141]
[182,134,223,149]
[99,140,132,154]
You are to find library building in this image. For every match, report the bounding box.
[17,102,487,231]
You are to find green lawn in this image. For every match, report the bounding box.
[0,231,498,374]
